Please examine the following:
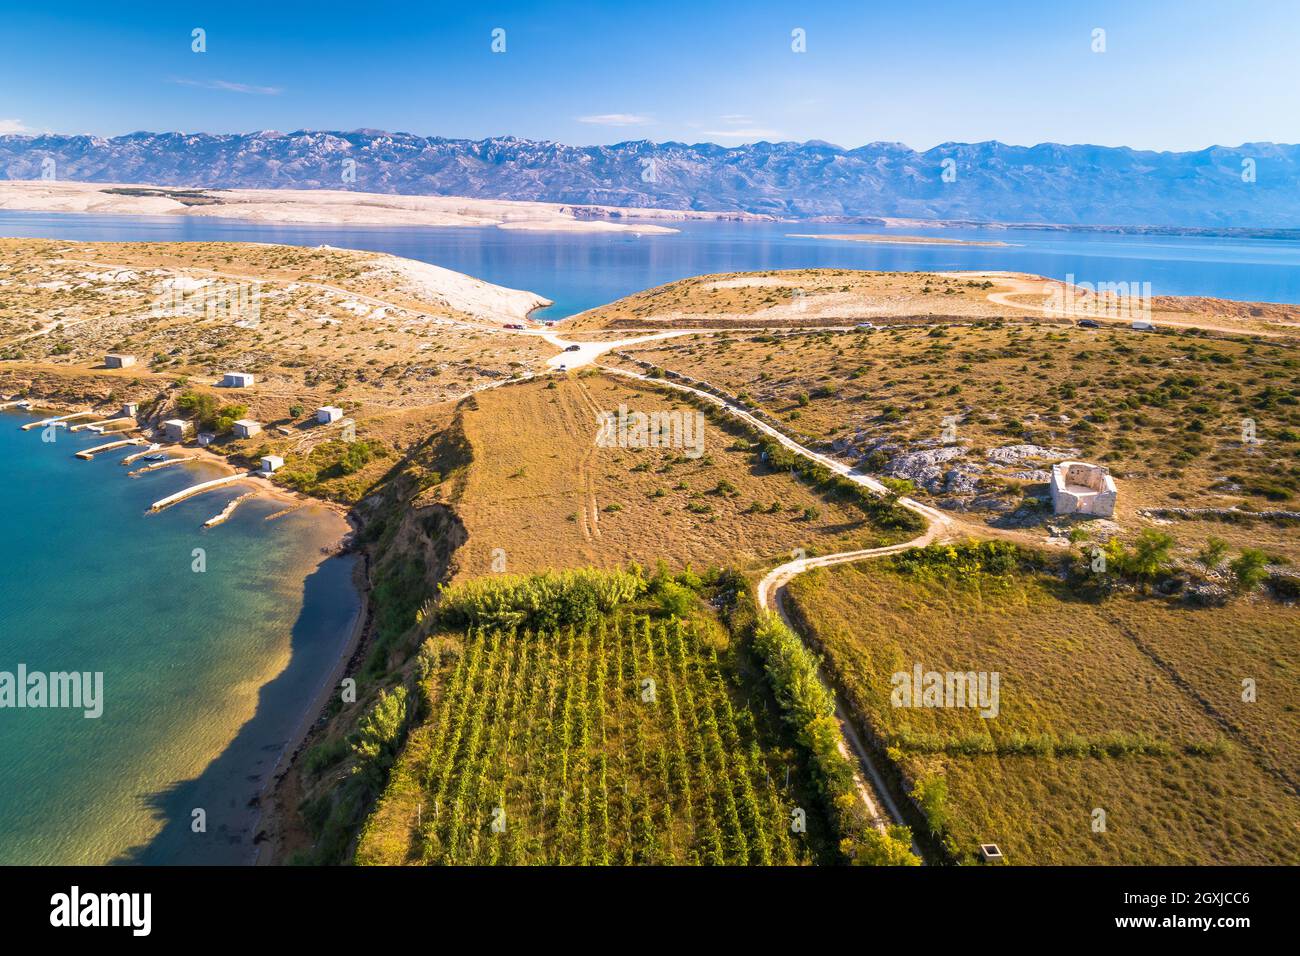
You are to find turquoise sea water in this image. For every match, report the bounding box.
[0,410,359,864]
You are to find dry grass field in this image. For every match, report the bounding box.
[613,319,1300,556]
[0,239,550,410]
[566,268,1300,336]
[566,269,1007,329]
[783,554,1300,864]
[447,371,909,580]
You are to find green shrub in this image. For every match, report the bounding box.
[1198,536,1229,569]
[1230,548,1270,591]
[177,389,216,425]
[1127,529,1176,580]
[891,540,1026,580]
[303,736,349,777]
[1101,529,1176,583]
[879,476,916,496]
[653,580,697,618]
[752,612,919,865]
[911,776,949,837]
[854,825,921,865]
[436,567,647,631]
[351,686,410,779]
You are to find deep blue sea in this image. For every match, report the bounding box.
[0,209,1297,864]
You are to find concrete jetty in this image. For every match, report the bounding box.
[70,416,136,433]
[0,399,32,411]
[21,411,97,431]
[264,503,303,521]
[128,456,197,476]
[76,437,146,460]
[203,491,257,528]
[150,473,250,513]
[121,443,163,465]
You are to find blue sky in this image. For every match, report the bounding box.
[1,0,1296,151]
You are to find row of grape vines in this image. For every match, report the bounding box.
[412,615,810,865]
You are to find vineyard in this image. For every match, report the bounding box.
[360,613,826,865]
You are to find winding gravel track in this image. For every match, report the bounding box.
[592,361,960,841]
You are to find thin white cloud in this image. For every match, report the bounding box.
[696,114,782,141]
[0,119,31,134]
[576,113,654,127]
[172,78,283,96]
[700,128,783,141]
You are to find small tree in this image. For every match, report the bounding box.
[340,440,373,474]
[1127,529,1176,582]
[1198,536,1229,569]
[213,404,248,435]
[853,825,921,866]
[350,685,408,771]
[1229,548,1269,591]
[912,776,948,837]
[654,580,696,618]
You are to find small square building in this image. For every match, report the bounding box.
[220,372,255,388]
[260,455,284,474]
[1051,461,1118,518]
[105,354,136,369]
[316,405,344,424]
[162,419,192,442]
[232,419,262,439]
[979,844,1005,864]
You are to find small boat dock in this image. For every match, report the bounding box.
[21,411,97,431]
[75,437,147,460]
[149,473,253,513]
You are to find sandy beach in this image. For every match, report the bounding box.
[253,543,369,865]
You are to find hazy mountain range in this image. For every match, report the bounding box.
[2,130,1299,228]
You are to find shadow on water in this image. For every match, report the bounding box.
[113,552,360,865]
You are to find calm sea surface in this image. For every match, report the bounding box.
[2,211,1298,318]
[0,411,358,864]
[0,210,1296,864]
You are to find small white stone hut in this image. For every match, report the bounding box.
[161,419,192,442]
[1050,461,1118,518]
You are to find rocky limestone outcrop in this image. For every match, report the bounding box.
[882,445,970,493]
[986,443,1077,464]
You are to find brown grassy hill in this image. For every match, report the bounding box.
[448,371,909,580]
[784,550,1300,865]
